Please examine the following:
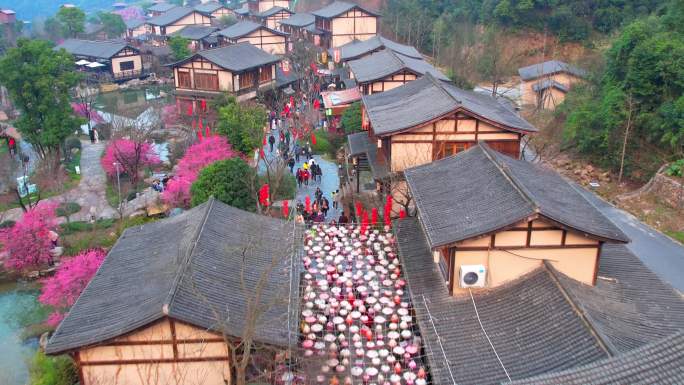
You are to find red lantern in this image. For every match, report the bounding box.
[282,200,289,218]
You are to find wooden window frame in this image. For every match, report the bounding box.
[194,72,219,91]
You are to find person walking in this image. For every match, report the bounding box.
[294,144,301,162]
[268,134,276,152]
[285,130,291,147]
[332,189,339,210]
[296,168,303,187]
[321,197,329,218]
[314,187,323,205]
[7,137,16,157]
[288,157,295,174]
[303,169,310,186]
[316,163,323,183]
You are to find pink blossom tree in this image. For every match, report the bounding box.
[0,201,59,271]
[101,138,160,186]
[162,135,235,208]
[39,248,107,326]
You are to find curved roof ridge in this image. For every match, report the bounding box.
[163,197,215,315]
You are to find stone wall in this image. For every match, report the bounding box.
[618,165,684,209]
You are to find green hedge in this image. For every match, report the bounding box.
[56,202,81,217]
[29,351,77,385]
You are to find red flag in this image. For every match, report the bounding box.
[186,104,193,116]
[305,196,311,213]
[205,124,210,138]
[383,202,391,227]
[259,147,265,159]
[196,129,203,141]
[282,200,289,218]
[199,119,203,129]
[311,133,317,145]
[399,209,406,219]
[371,207,378,226]
[201,99,207,111]
[355,201,363,219]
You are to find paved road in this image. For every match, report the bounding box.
[2,140,117,222]
[574,184,684,292]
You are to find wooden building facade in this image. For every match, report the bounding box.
[518,60,585,110]
[147,7,212,38]
[56,39,146,82]
[46,199,299,385]
[312,1,379,48]
[217,20,288,55]
[404,143,630,296]
[253,6,293,30]
[170,42,279,101]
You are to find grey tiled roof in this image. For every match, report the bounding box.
[554,243,684,354]
[148,2,177,13]
[311,1,380,18]
[363,74,537,136]
[335,35,422,61]
[218,20,287,39]
[169,42,279,72]
[56,39,135,59]
[348,49,448,83]
[170,25,219,40]
[346,132,390,180]
[255,6,292,18]
[124,18,146,29]
[46,199,300,354]
[518,60,586,81]
[395,218,608,385]
[276,66,300,88]
[404,143,629,248]
[194,1,227,14]
[505,332,684,385]
[532,79,569,92]
[148,6,195,26]
[278,12,315,27]
[234,4,250,15]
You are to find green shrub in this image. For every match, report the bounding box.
[56,202,81,217]
[311,130,332,156]
[0,220,15,229]
[191,158,256,210]
[665,159,684,177]
[59,219,115,235]
[341,101,362,134]
[29,351,77,385]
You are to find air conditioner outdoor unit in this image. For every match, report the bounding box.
[460,265,487,288]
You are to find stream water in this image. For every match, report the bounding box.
[0,281,44,385]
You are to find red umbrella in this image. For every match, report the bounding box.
[305,196,311,213]
[371,207,378,226]
[282,200,289,218]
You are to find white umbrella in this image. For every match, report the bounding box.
[86,62,105,68]
[75,59,91,66]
